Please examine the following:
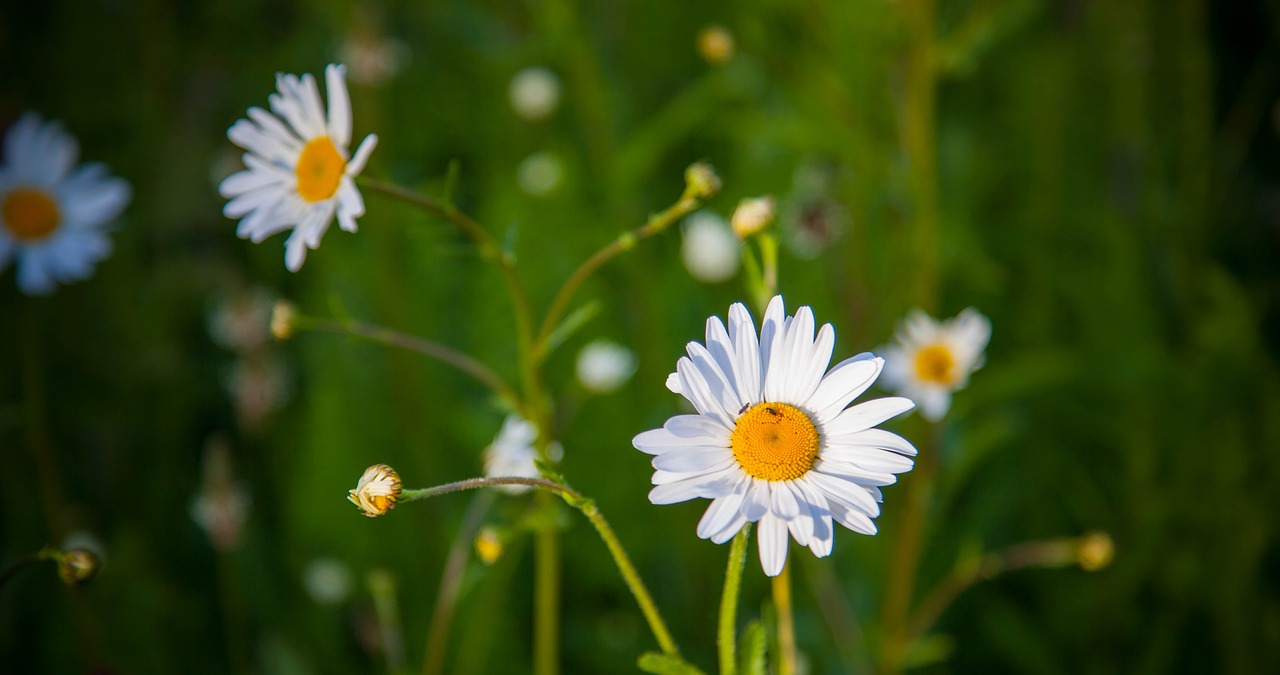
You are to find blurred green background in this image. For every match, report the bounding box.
[2,0,1279,673]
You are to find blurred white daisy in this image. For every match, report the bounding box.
[517,151,565,196]
[303,557,354,605]
[508,67,561,121]
[576,340,637,394]
[880,308,991,421]
[681,210,739,283]
[219,64,377,272]
[633,296,916,576]
[0,113,131,295]
[483,415,562,494]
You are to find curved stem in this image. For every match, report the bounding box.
[534,189,702,358]
[399,477,680,656]
[772,561,797,675]
[299,316,519,408]
[718,526,752,675]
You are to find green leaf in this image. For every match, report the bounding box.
[636,652,707,675]
[538,300,601,359]
[738,620,767,675]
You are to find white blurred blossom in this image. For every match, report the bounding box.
[576,340,637,394]
[509,67,561,121]
[681,211,739,283]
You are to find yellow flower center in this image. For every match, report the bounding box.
[2,188,61,241]
[295,136,346,203]
[914,344,956,385]
[731,402,820,481]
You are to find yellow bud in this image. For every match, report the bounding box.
[57,549,100,586]
[270,301,297,341]
[348,464,402,518]
[731,196,776,239]
[684,162,721,200]
[697,25,735,66]
[1077,532,1114,572]
[474,526,503,565]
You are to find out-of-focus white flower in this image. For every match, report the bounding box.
[483,415,562,494]
[191,437,252,550]
[509,67,561,121]
[517,151,564,196]
[633,296,917,576]
[0,113,131,295]
[208,287,275,352]
[879,308,991,421]
[226,354,291,430]
[303,557,354,605]
[576,340,637,394]
[681,211,739,283]
[219,64,377,271]
[340,33,408,86]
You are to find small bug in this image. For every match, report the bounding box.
[765,406,779,416]
[738,402,751,415]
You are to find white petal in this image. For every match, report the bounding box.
[325,64,352,148]
[728,303,762,404]
[823,397,915,436]
[665,371,682,394]
[648,467,738,504]
[808,470,882,517]
[828,428,918,457]
[686,341,743,418]
[757,513,789,577]
[758,296,786,396]
[653,449,733,473]
[917,388,950,421]
[677,358,734,427]
[347,134,377,175]
[709,511,750,544]
[770,481,801,519]
[829,501,877,535]
[820,445,915,474]
[742,479,770,520]
[697,480,748,540]
[807,353,881,422]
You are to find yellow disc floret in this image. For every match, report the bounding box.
[914,344,956,385]
[2,188,61,241]
[295,137,346,203]
[731,402,820,481]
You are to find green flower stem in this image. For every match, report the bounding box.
[423,492,495,675]
[533,185,706,359]
[771,561,798,675]
[0,548,56,590]
[535,511,561,675]
[880,420,942,674]
[358,176,538,403]
[718,525,752,675]
[297,316,519,409]
[899,0,941,312]
[399,477,681,657]
[758,233,779,299]
[905,536,1088,645]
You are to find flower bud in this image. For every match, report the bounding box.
[731,196,776,239]
[1077,532,1114,571]
[697,25,735,66]
[271,301,297,341]
[57,549,100,586]
[684,162,721,200]
[348,464,402,517]
[474,526,504,565]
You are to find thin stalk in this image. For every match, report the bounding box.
[0,549,54,590]
[718,526,752,675]
[423,492,495,675]
[534,188,703,357]
[534,516,560,675]
[368,569,407,674]
[772,561,798,675]
[23,303,67,539]
[880,420,942,674]
[299,316,518,408]
[399,477,680,656]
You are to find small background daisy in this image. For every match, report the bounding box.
[879,308,991,421]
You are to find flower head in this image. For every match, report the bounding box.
[696,25,735,66]
[220,64,377,272]
[348,464,402,517]
[576,340,638,394]
[879,308,991,421]
[634,296,917,576]
[681,211,739,283]
[0,113,131,294]
[509,67,561,121]
[483,415,562,494]
[57,549,100,586]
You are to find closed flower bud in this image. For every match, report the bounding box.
[348,464,402,517]
[730,196,776,239]
[271,301,297,341]
[684,162,721,200]
[697,25,735,66]
[57,549,100,586]
[1077,532,1114,571]
[474,526,504,565]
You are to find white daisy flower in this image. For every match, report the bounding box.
[633,296,917,576]
[219,64,377,272]
[0,113,131,295]
[879,308,991,421]
[483,415,563,494]
[576,339,638,394]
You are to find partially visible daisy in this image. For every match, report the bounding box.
[483,415,562,494]
[0,113,131,295]
[879,308,991,421]
[633,296,917,576]
[219,64,377,272]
